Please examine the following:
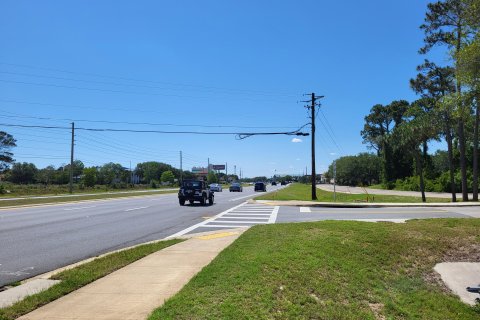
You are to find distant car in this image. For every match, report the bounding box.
[254,182,267,192]
[209,183,222,192]
[229,182,243,192]
[271,181,277,186]
[280,181,287,186]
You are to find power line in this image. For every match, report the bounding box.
[0,79,293,103]
[0,123,309,138]
[0,62,298,97]
[0,108,300,130]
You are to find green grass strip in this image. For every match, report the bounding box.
[0,238,183,320]
[150,219,480,319]
[0,190,176,208]
[255,183,450,203]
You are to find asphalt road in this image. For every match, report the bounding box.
[0,185,282,287]
[1,185,478,287]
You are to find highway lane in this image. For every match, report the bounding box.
[0,185,282,287]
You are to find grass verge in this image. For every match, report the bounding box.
[0,189,176,208]
[0,239,183,320]
[255,183,450,203]
[149,219,480,319]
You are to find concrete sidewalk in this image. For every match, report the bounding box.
[317,184,473,199]
[18,229,245,320]
[255,199,480,208]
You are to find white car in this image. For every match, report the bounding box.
[209,183,222,192]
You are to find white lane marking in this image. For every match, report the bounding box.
[300,207,311,213]
[165,202,248,239]
[0,266,35,276]
[125,206,150,212]
[224,213,271,216]
[228,194,262,201]
[207,220,268,224]
[269,206,279,224]
[199,225,250,228]
[64,206,97,211]
[215,216,270,220]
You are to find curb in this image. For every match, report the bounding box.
[10,228,244,286]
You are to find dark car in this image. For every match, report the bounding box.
[254,182,267,192]
[229,182,243,192]
[178,180,214,206]
[271,181,277,186]
[280,181,287,185]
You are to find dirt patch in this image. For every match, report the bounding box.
[369,303,386,320]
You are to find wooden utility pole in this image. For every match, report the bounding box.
[310,93,317,200]
[69,122,75,194]
[303,93,324,200]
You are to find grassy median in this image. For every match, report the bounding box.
[255,183,450,203]
[0,189,176,208]
[150,219,480,319]
[0,239,183,320]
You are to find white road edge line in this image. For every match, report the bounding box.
[63,206,97,211]
[165,201,248,239]
[124,206,150,212]
[300,207,311,213]
[228,194,259,201]
[269,206,279,224]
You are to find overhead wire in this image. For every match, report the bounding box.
[0,62,299,97]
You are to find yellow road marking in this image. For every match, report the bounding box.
[196,231,239,240]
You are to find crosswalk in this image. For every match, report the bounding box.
[166,202,279,238]
[199,203,279,229]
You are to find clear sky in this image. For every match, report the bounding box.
[0,0,449,178]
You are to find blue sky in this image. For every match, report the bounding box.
[0,0,449,177]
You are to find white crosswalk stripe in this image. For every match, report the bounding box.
[199,203,278,229]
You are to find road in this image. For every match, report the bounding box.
[0,185,282,287]
[1,185,478,287]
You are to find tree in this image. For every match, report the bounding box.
[327,153,381,186]
[410,60,457,201]
[98,163,127,185]
[8,162,38,184]
[82,167,98,187]
[457,38,480,200]
[135,162,178,184]
[160,170,175,185]
[207,171,218,184]
[0,131,16,171]
[395,100,441,202]
[361,101,410,186]
[420,0,475,201]
[36,165,56,185]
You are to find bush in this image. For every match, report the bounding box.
[150,180,158,189]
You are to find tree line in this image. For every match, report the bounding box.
[356,0,480,202]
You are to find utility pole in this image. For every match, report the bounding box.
[130,161,133,185]
[207,158,210,173]
[234,165,236,176]
[180,151,183,182]
[333,160,337,201]
[69,122,75,194]
[225,162,228,181]
[302,93,324,200]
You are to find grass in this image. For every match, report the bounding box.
[149,219,480,319]
[0,189,177,208]
[0,239,183,320]
[255,183,450,203]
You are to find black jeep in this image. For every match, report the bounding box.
[178,180,214,206]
